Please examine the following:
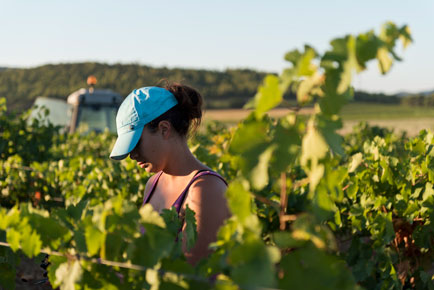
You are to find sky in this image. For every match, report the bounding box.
[0,0,433,94]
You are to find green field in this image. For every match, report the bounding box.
[204,103,434,135]
[340,103,434,120]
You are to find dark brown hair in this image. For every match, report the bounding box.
[147,81,203,137]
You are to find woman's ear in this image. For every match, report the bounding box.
[158,120,172,139]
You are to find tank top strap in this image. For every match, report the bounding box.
[141,171,164,207]
[172,170,228,213]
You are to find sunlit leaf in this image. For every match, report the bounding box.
[225,179,252,223]
[183,205,197,251]
[377,47,393,74]
[254,75,282,118]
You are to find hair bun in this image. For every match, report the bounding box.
[148,81,203,136]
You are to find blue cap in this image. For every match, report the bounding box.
[110,87,178,160]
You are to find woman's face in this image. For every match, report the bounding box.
[129,125,167,173]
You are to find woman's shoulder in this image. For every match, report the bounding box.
[186,170,228,204]
[144,171,162,196]
[191,168,227,187]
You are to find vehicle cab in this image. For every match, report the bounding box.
[29,76,123,133]
[66,87,122,133]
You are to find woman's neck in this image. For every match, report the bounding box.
[161,138,204,177]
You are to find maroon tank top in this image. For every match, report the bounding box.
[141,169,228,214]
[140,170,227,236]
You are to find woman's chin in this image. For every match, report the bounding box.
[138,162,149,169]
[145,166,153,173]
[141,163,155,173]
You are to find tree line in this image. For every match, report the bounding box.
[0,62,431,112]
[0,63,266,112]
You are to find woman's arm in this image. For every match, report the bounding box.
[182,175,229,265]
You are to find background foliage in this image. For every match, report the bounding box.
[1,62,431,113]
[1,22,433,290]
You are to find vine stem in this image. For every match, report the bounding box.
[0,241,147,271]
[252,193,280,211]
[279,172,288,230]
[0,241,210,284]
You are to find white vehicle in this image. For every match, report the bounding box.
[29,78,123,133]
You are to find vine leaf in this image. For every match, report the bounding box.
[250,145,276,191]
[55,260,83,290]
[254,75,282,118]
[84,224,105,256]
[6,229,20,252]
[228,238,279,288]
[225,179,252,223]
[377,47,393,74]
[20,227,42,258]
[183,205,197,251]
[349,153,363,173]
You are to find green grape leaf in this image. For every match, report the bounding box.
[250,145,276,191]
[349,153,363,173]
[229,238,278,288]
[2,207,21,230]
[161,207,183,236]
[399,25,412,49]
[146,268,160,289]
[317,115,344,155]
[6,229,20,252]
[20,227,42,258]
[273,232,305,249]
[291,214,336,250]
[301,120,328,167]
[270,117,300,172]
[309,164,325,193]
[319,68,353,116]
[225,179,252,223]
[254,75,282,118]
[284,49,302,66]
[84,224,105,256]
[296,46,318,76]
[312,187,335,221]
[104,233,123,261]
[380,159,394,185]
[139,204,166,228]
[27,214,72,249]
[356,31,382,70]
[47,255,68,288]
[55,260,83,290]
[229,117,268,154]
[183,205,197,251]
[131,225,175,267]
[377,47,393,74]
[278,245,356,290]
[297,73,323,104]
[337,36,358,94]
[422,183,434,202]
[280,68,295,93]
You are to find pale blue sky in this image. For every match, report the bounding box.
[0,0,433,94]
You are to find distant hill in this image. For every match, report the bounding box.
[0,63,267,112]
[0,62,431,112]
[396,90,434,98]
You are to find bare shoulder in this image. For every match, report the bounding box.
[144,172,159,196]
[192,173,227,193]
[185,173,228,208]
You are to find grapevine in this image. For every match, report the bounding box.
[1,22,430,290]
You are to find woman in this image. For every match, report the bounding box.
[110,83,229,264]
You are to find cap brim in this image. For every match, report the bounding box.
[110,125,144,160]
